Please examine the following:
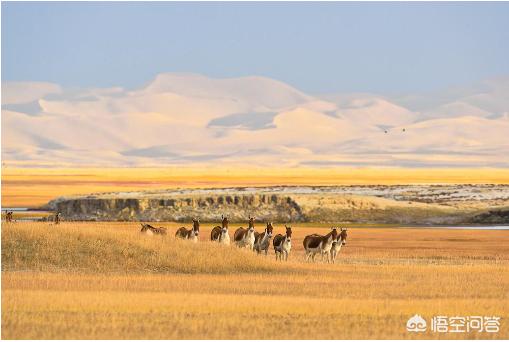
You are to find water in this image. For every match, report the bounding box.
[2,207,52,222]
[404,225,509,230]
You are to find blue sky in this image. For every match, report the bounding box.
[2,2,509,94]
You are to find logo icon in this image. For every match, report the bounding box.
[407,314,427,332]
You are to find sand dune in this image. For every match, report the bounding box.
[2,74,508,167]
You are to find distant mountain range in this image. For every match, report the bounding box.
[2,73,509,167]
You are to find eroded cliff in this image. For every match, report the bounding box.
[45,185,509,224]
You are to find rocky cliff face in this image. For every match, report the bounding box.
[51,194,305,222]
[44,185,509,224]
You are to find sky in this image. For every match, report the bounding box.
[2,2,509,170]
[2,1,509,95]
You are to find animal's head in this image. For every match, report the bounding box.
[340,228,348,245]
[265,222,274,237]
[248,216,255,230]
[193,218,200,236]
[221,215,229,229]
[330,227,338,240]
[221,215,229,233]
[285,225,293,241]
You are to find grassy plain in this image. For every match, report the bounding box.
[2,221,509,339]
[3,166,509,207]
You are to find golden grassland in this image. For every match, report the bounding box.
[2,221,509,339]
[3,166,509,207]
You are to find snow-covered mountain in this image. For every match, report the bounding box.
[2,73,508,167]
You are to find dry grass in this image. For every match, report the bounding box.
[4,166,509,207]
[2,221,509,339]
[2,222,284,275]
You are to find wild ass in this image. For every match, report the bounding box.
[303,228,338,263]
[210,215,230,245]
[5,211,13,222]
[253,222,274,255]
[175,218,200,242]
[55,212,61,225]
[233,216,256,249]
[329,228,348,263]
[273,225,292,261]
[140,223,168,236]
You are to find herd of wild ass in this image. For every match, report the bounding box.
[140,215,348,263]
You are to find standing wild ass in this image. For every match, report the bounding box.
[329,228,348,263]
[210,215,230,245]
[5,211,13,223]
[273,225,292,261]
[140,223,168,235]
[253,222,274,255]
[303,228,338,263]
[233,216,256,249]
[175,218,200,242]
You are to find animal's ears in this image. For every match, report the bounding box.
[221,215,224,219]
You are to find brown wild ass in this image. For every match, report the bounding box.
[303,227,338,263]
[253,222,274,255]
[140,223,168,236]
[329,228,348,263]
[175,218,200,242]
[273,225,292,261]
[55,212,61,225]
[210,215,230,245]
[5,211,13,222]
[233,216,256,249]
